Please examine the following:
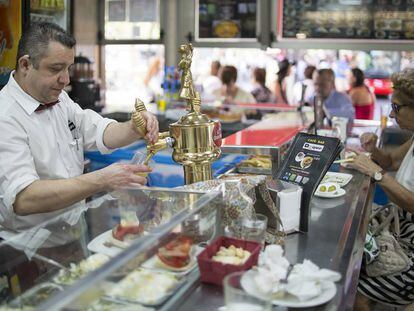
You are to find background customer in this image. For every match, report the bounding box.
[251,67,275,103]
[352,68,414,310]
[348,68,375,120]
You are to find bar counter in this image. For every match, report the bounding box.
[167,168,374,311]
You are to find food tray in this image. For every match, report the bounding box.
[237,166,272,175]
[236,155,272,175]
[9,282,64,308]
[104,269,185,307]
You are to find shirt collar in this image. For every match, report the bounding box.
[7,71,46,115]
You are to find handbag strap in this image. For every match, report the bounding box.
[392,204,401,237]
[370,203,401,237]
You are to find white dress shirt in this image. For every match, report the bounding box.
[0,72,116,232]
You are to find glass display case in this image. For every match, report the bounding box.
[195,0,259,42]
[0,187,222,310]
[278,0,414,41]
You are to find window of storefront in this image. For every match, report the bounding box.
[105,44,164,113]
[101,0,164,113]
[104,0,160,40]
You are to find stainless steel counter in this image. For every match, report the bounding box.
[169,169,374,311]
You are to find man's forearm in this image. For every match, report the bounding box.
[103,120,141,149]
[13,171,107,216]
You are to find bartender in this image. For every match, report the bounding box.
[0,22,159,235]
[351,69,414,309]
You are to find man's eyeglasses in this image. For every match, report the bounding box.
[391,102,407,113]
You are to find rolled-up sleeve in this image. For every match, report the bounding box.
[66,93,117,154]
[0,117,39,213]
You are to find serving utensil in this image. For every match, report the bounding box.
[280,264,294,284]
[333,158,354,164]
[33,253,69,272]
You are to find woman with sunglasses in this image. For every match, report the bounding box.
[351,69,414,310]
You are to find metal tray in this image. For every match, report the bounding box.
[103,270,185,307]
[237,166,272,175]
[9,282,64,308]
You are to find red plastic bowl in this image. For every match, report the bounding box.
[197,236,261,286]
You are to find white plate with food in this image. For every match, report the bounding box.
[88,224,146,257]
[88,229,122,257]
[105,269,183,306]
[241,270,337,308]
[314,183,346,199]
[321,172,353,187]
[141,245,203,276]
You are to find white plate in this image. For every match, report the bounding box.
[241,270,337,308]
[87,229,122,257]
[314,188,346,198]
[141,246,203,276]
[322,172,353,187]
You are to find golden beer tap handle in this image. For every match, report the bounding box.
[132,98,173,165]
[132,98,148,138]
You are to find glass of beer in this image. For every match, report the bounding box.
[130,151,152,177]
[380,104,390,129]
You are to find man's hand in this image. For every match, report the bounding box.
[360,132,378,153]
[348,151,382,177]
[98,163,152,190]
[141,111,159,144]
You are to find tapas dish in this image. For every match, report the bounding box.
[54,254,109,286]
[314,182,346,199]
[212,245,251,265]
[106,269,182,306]
[321,172,353,187]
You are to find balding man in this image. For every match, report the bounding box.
[0,22,159,234]
[313,68,355,127]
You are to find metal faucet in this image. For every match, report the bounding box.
[132,43,222,184]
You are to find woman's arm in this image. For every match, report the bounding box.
[378,174,414,213]
[350,152,414,213]
[372,139,412,171]
[361,133,412,170]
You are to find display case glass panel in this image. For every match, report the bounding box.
[0,188,221,310]
[195,0,259,42]
[279,0,414,41]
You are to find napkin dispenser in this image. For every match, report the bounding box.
[266,179,302,233]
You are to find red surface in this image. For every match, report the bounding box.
[229,102,297,111]
[366,78,393,96]
[223,115,306,147]
[202,102,297,111]
[223,127,304,147]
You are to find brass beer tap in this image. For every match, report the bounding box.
[131,99,173,165]
[132,43,222,184]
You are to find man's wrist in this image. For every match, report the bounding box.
[129,119,142,139]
